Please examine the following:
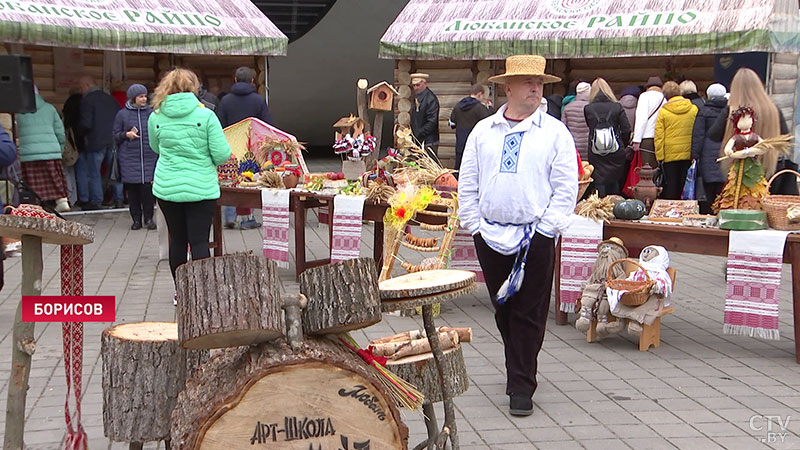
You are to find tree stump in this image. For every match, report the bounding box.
[386,345,468,404]
[299,257,382,335]
[102,322,208,444]
[170,337,408,450]
[176,253,284,349]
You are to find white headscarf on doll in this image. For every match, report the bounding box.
[637,245,672,298]
[606,245,672,310]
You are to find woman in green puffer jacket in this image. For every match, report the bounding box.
[148,68,231,287]
[16,88,70,212]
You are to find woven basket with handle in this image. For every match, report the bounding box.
[606,259,654,307]
[763,169,800,231]
[577,178,593,201]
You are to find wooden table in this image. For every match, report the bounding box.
[213,187,445,278]
[553,220,800,363]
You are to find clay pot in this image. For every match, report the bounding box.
[433,172,457,188]
[283,173,299,189]
[631,164,662,211]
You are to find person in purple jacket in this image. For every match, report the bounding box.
[113,84,158,230]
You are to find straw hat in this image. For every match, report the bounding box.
[488,55,561,84]
[597,237,628,255]
[410,73,429,84]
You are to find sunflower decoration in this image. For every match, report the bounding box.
[384,185,438,230]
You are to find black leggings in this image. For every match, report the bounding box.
[157,198,216,281]
[124,183,154,224]
[661,160,692,200]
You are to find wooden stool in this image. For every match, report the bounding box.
[587,267,676,352]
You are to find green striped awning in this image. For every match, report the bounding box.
[0,0,288,55]
[379,0,800,60]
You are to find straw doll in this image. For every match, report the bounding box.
[575,237,628,336]
[712,106,792,212]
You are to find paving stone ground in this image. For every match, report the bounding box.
[2,157,800,449]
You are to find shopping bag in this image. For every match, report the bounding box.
[681,160,697,200]
[622,150,642,198]
[109,147,121,182]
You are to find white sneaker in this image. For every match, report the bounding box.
[55,197,71,212]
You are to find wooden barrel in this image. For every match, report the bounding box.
[299,257,382,335]
[102,322,208,444]
[170,337,408,449]
[176,253,284,349]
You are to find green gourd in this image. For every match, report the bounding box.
[613,199,647,220]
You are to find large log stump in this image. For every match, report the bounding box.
[102,322,208,444]
[171,337,408,450]
[386,345,469,404]
[299,257,381,335]
[176,253,284,349]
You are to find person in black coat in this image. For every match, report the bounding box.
[216,67,272,229]
[79,75,122,209]
[410,73,440,155]
[113,84,158,230]
[690,84,728,214]
[216,67,272,128]
[450,84,492,174]
[583,79,631,197]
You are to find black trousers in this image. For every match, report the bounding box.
[473,232,555,397]
[157,198,216,281]
[661,159,692,200]
[701,181,725,214]
[125,183,154,224]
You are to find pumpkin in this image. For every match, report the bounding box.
[613,199,647,220]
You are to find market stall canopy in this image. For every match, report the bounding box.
[0,0,288,55]
[379,0,800,60]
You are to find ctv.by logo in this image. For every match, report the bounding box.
[549,0,601,16]
[750,415,792,444]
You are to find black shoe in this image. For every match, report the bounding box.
[83,203,101,211]
[131,222,142,230]
[509,394,533,416]
[114,201,124,209]
[145,220,157,230]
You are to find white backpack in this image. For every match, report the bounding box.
[590,109,620,156]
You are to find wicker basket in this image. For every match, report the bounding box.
[606,259,654,307]
[577,178,593,201]
[763,169,800,231]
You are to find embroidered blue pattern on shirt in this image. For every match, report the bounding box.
[500,132,524,174]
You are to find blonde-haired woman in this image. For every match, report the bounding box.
[148,68,232,297]
[583,78,631,197]
[708,68,796,194]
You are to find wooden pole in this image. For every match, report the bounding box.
[3,235,42,450]
[356,79,371,135]
[370,110,385,170]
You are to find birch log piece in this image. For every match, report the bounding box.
[170,337,408,450]
[371,330,460,359]
[299,257,382,335]
[386,345,468,404]
[102,322,208,444]
[371,327,473,345]
[176,253,284,349]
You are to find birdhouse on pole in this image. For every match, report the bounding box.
[367,81,399,111]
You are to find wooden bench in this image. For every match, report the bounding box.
[587,266,676,351]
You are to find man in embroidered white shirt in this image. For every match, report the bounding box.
[458,55,578,416]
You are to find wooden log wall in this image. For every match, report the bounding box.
[769,53,799,126]
[178,54,261,99]
[0,43,160,112]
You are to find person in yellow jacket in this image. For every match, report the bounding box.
[655,81,699,199]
